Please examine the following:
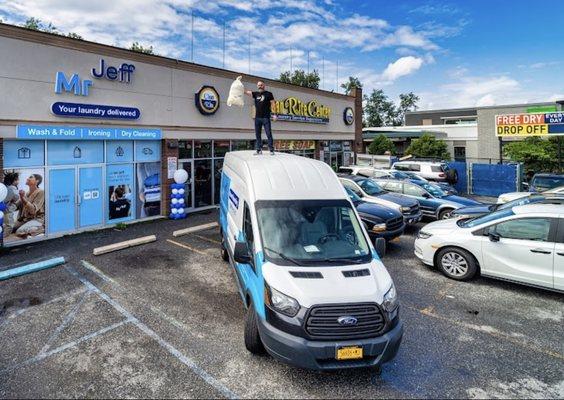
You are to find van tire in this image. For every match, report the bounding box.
[244,301,265,354]
[220,233,229,262]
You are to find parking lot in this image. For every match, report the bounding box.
[1,211,563,399]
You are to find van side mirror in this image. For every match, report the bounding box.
[374,237,386,258]
[234,241,252,263]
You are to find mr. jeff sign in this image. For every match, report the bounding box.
[53,59,139,120]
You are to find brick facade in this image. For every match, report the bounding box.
[353,87,363,154]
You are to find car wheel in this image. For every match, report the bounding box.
[436,247,477,281]
[438,209,453,220]
[244,300,265,354]
[220,233,229,262]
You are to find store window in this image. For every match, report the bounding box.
[179,140,193,159]
[231,140,253,151]
[194,140,212,158]
[194,159,213,207]
[454,146,466,162]
[214,140,230,158]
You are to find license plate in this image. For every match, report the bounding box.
[336,346,363,360]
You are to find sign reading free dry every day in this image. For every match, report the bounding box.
[495,112,564,137]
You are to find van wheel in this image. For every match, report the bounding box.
[436,247,477,281]
[244,301,265,354]
[438,209,453,220]
[220,233,229,262]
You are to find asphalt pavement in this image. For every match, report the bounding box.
[1,211,563,399]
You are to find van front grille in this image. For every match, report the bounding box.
[305,303,386,340]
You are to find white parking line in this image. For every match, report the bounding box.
[65,266,237,399]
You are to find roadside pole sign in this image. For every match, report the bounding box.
[495,112,564,137]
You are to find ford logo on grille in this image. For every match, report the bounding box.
[337,316,358,326]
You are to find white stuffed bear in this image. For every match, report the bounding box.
[227,76,245,107]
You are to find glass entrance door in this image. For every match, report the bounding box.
[48,168,76,234]
[180,160,194,210]
[78,166,104,228]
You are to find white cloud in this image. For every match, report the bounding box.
[381,56,424,81]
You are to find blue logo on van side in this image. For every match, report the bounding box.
[229,189,239,209]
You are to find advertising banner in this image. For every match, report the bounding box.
[17,125,162,140]
[495,112,564,137]
[107,164,135,223]
[274,140,316,151]
[2,168,46,243]
[48,168,76,234]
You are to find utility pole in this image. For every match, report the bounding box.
[336,60,339,93]
[248,31,251,74]
[322,56,325,90]
[307,51,310,75]
[190,10,194,62]
[222,21,226,69]
[290,48,293,72]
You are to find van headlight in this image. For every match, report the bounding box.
[382,284,398,312]
[265,284,300,317]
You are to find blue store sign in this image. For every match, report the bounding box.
[52,102,140,120]
[17,125,161,140]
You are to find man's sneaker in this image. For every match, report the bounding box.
[254,150,262,155]
[270,151,275,155]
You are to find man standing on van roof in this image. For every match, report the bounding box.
[245,81,277,155]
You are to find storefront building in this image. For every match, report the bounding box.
[0,24,361,246]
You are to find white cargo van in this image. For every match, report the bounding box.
[219,151,403,371]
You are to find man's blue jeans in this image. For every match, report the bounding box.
[254,117,274,152]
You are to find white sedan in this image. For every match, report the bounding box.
[497,185,564,204]
[414,204,564,291]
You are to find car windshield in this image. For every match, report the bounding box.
[458,208,515,228]
[391,171,410,179]
[420,182,446,197]
[256,200,371,266]
[345,187,362,202]
[359,179,386,195]
[533,176,564,191]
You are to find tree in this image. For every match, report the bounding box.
[503,137,558,172]
[396,92,420,125]
[341,76,362,95]
[363,89,398,127]
[406,133,450,160]
[130,41,154,55]
[279,69,320,89]
[67,32,83,40]
[21,17,58,33]
[368,134,395,155]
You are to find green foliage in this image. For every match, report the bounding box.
[115,222,127,230]
[130,41,154,55]
[22,17,58,33]
[67,32,83,40]
[279,69,320,89]
[368,134,396,155]
[503,137,558,172]
[406,133,450,160]
[340,76,363,95]
[397,92,420,124]
[363,89,398,127]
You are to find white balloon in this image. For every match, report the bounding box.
[178,198,185,205]
[0,210,3,220]
[178,208,185,214]
[0,183,7,203]
[173,169,188,184]
[171,198,179,205]
[172,188,179,195]
[0,226,2,234]
[171,208,178,214]
[178,188,185,195]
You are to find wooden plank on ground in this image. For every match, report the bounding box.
[93,235,157,256]
[172,222,218,237]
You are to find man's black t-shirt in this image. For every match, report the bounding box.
[109,198,131,220]
[252,91,274,118]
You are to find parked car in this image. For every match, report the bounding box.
[391,161,450,182]
[344,187,405,242]
[220,151,403,371]
[338,174,422,225]
[339,165,457,194]
[375,179,480,220]
[414,204,564,291]
[452,194,564,219]
[529,173,564,192]
[497,184,564,204]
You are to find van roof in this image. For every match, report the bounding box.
[513,203,564,215]
[226,151,347,201]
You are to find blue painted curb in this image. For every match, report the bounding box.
[0,257,66,281]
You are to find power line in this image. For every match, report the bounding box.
[248,30,251,74]
[336,59,339,93]
[222,21,225,69]
[190,10,194,62]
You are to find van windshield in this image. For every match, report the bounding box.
[256,199,372,266]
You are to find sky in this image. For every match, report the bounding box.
[1,0,563,110]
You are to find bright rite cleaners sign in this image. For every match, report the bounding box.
[272,96,331,124]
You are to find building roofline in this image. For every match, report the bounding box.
[0,23,353,101]
[406,101,560,115]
